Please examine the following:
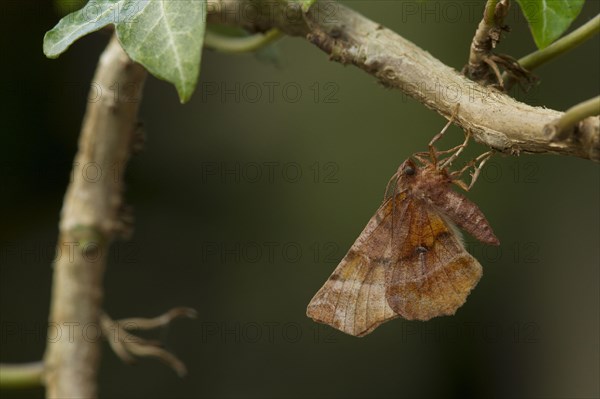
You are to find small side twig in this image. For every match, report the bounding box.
[544,96,600,141]
[0,362,44,389]
[465,0,535,89]
[100,308,197,377]
[204,28,282,53]
[465,0,510,84]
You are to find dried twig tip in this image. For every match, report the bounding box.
[100,307,197,377]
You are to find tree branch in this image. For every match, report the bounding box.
[43,33,147,398]
[207,0,600,161]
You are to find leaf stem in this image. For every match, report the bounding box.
[544,96,600,141]
[204,28,282,53]
[484,0,499,24]
[0,362,44,389]
[503,14,600,89]
[520,15,599,70]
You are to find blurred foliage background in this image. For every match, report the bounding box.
[1,1,599,398]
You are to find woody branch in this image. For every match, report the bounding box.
[43,34,147,398]
[207,0,599,161]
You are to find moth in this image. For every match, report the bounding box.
[306,112,499,337]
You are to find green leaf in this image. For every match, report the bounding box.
[44,0,207,103]
[515,0,585,49]
[288,0,317,13]
[53,0,87,16]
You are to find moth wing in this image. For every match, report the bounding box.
[306,194,408,337]
[385,199,483,320]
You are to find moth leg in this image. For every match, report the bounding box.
[451,150,494,191]
[429,104,461,165]
[413,152,431,166]
[450,149,491,179]
[453,179,470,191]
[466,150,494,190]
[428,104,461,147]
[436,139,468,158]
[428,117,454,164]
[438,130,471,169]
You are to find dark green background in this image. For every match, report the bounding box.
[2,1,599,398]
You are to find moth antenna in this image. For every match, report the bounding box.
[391,187,396,244]
[383,172,399,202]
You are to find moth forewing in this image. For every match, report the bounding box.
[306,197,399,337]
[386,253,483,321]
[384,200,483,321]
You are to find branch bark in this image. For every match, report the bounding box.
[207,0,600,161]
[43,34,147,398]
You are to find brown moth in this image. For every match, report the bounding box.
[306,112,499,337]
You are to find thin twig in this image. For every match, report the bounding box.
[465,0,511,85]
[544,96,600,141]
[205,28,283,53]
[503,14,600,90]
[43,33,147,398]
[0,362,44,389]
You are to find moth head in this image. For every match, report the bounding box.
[398,159,417,176]
[397,158,449,191]
[396,159,420,186]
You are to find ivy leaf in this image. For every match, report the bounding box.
[288,0,317,13]
[515,0,585,49]
[44,0,207,103]
[53,0,87,16]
